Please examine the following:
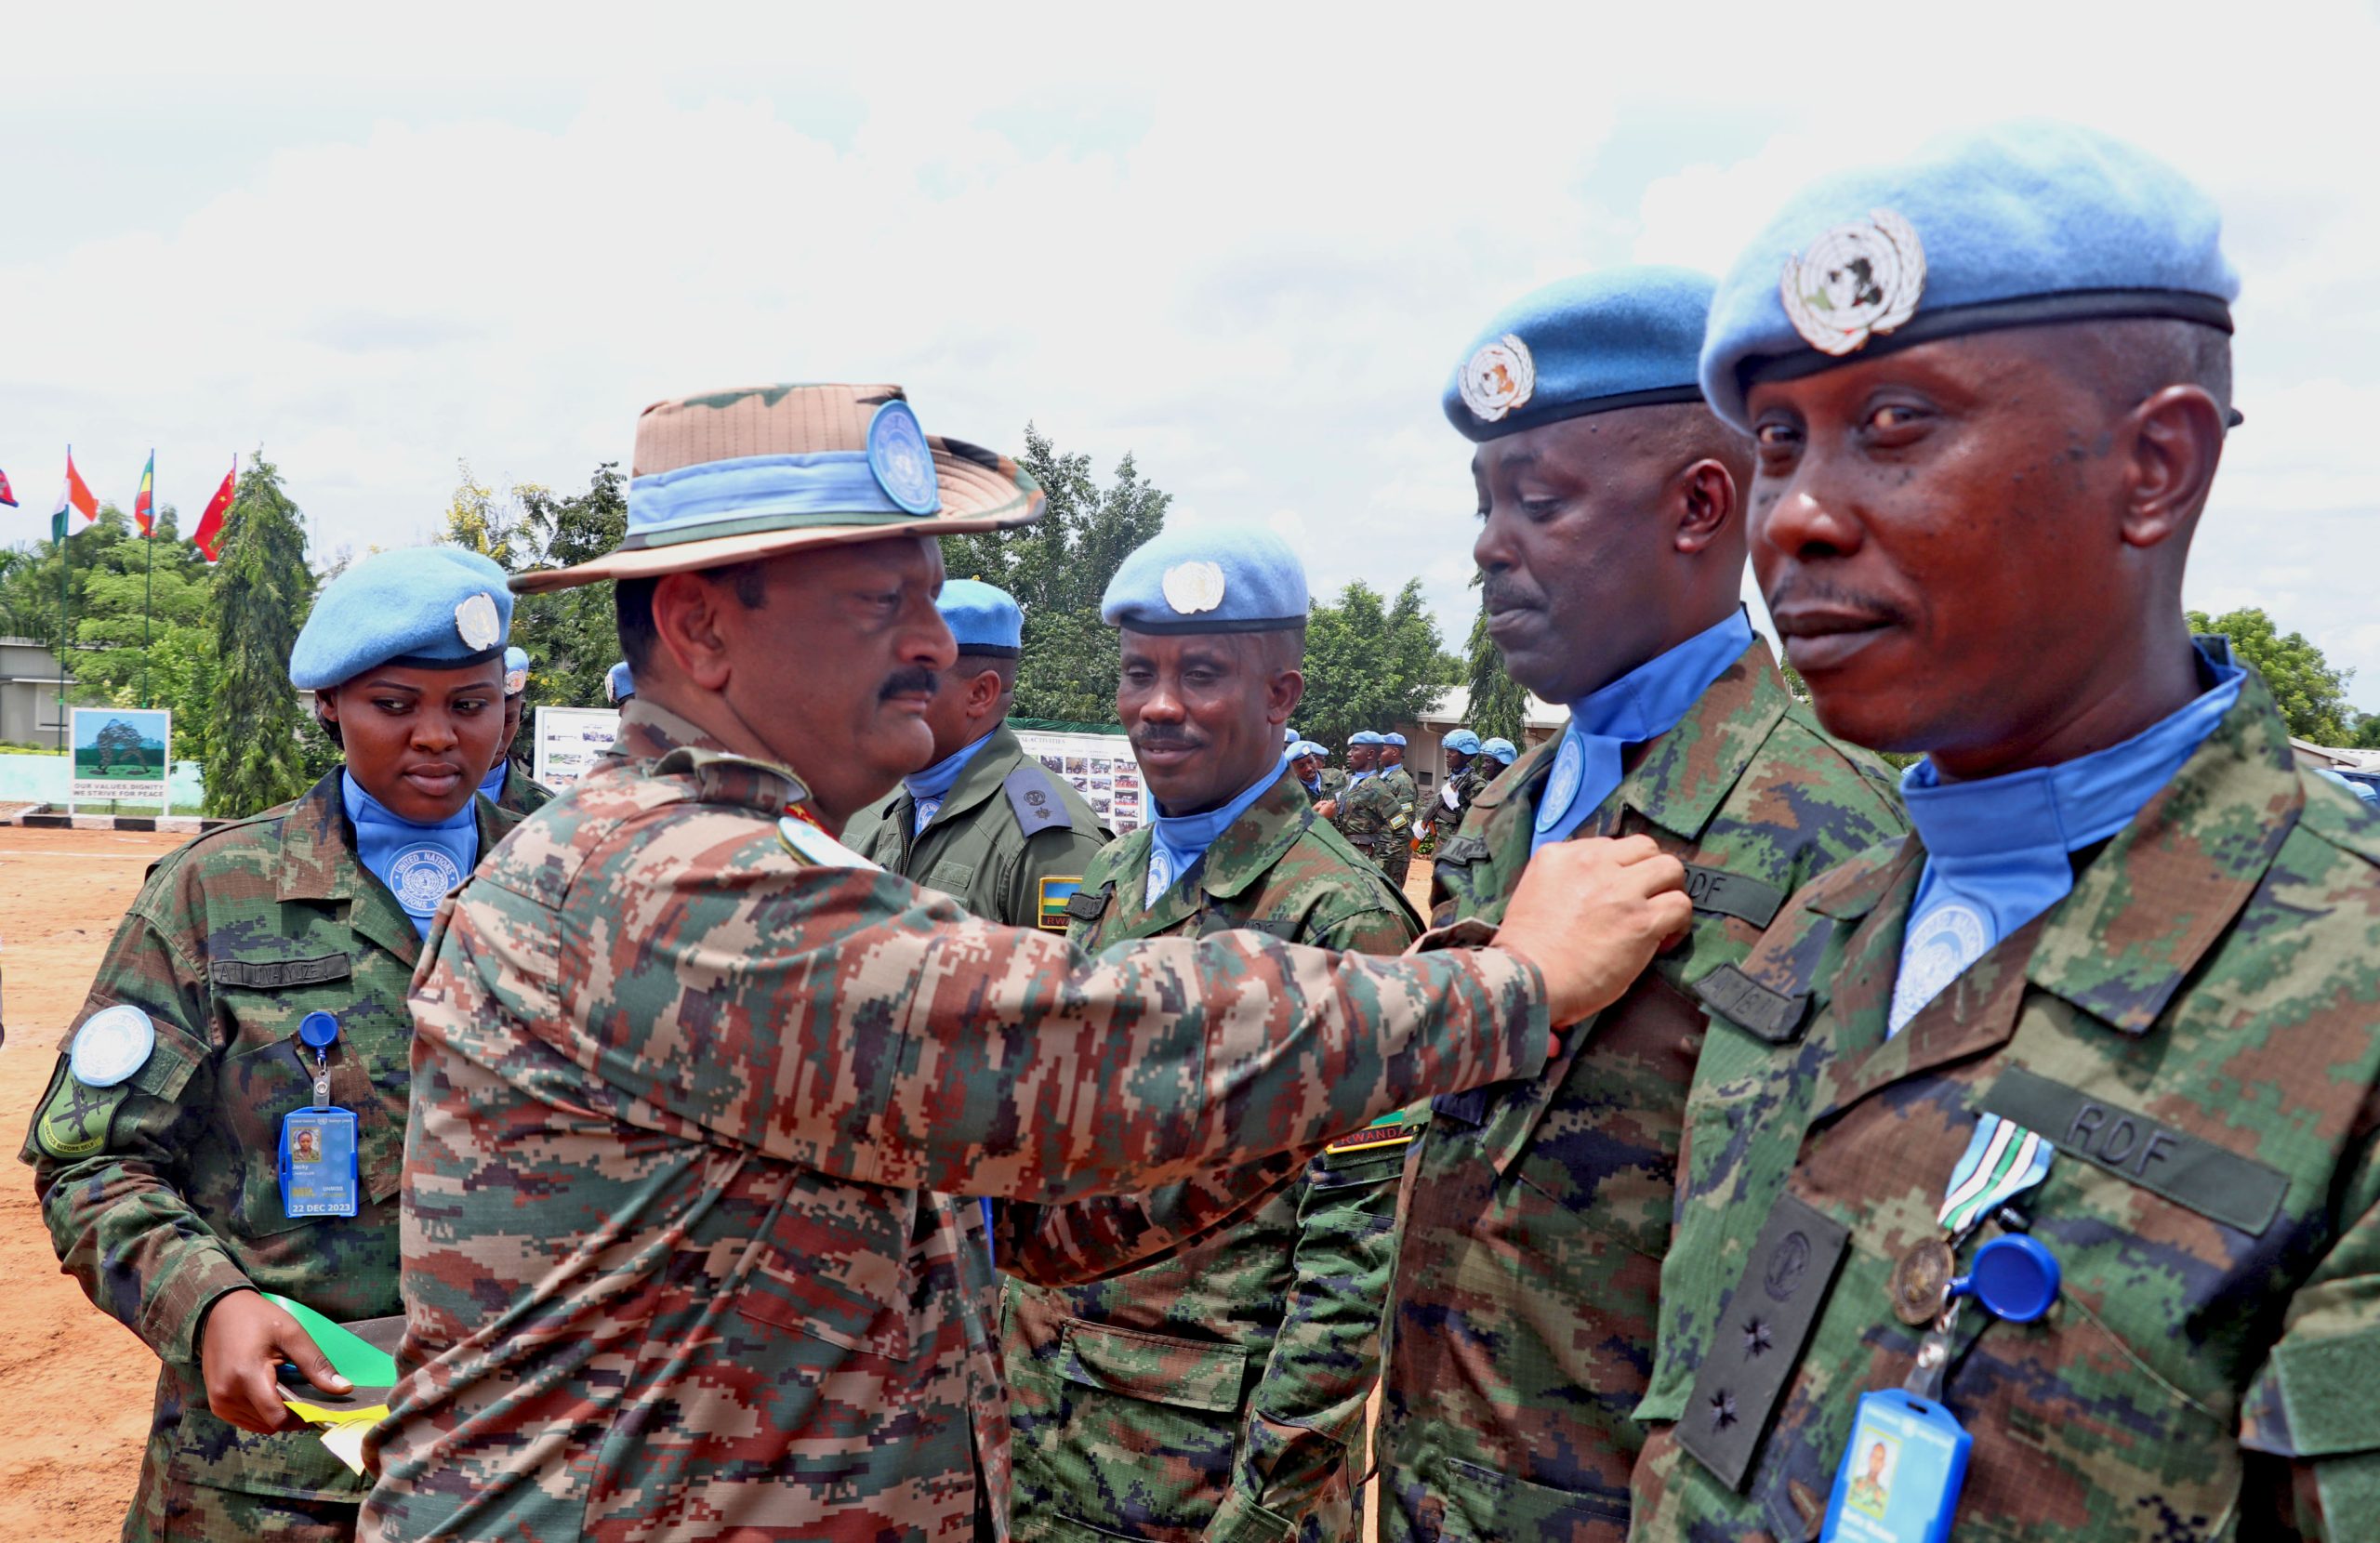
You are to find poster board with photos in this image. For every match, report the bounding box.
[1012,728,1147,835]
[533,706,623,791]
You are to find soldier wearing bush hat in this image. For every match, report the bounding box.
[1004,520,1427,1543]
[1375,269,1906,1543]
[1635,121,2380,1542]
[23,545,526,1541]
[362,384,1692,1543]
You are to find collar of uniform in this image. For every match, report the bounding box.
[2021,666,2304,1035]
[1191,764,1317,901]
[274,767,518,961]
[917,723,1022,827]
[1799,837,1923,922]
[611,695,714,765]
[1610,635,1792,840]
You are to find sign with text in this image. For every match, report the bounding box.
[70,707,171,812]
[1012,729,1148,835]
[533,706,622,791]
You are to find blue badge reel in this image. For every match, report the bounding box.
[278,1010,359,1220]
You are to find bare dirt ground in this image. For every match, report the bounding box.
[0,825,186,1542]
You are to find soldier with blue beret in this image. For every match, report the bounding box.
[1288,741,1330,800]
[1634,121,2380,1542]
[1368,733,1421,887]
[477,645,555,816]
[1480,736,1516,766]
[844,577,1107,930]
[1005,520,1430,1543]
[1433,729,1488,846]
[23,545,525,1541]
[1377,265,1907,1542]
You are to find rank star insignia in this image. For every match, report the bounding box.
[1709,1389,1739,1431]
[1458,333,1536,423]
[1780,207,1926,356]
[1160,560,1226,615]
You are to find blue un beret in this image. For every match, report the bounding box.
[1350,731,1386,746]
[939,578,1024,656]
[503,646,531,696]
[1290,740,1329,759]
[606,661,636,705]
[1444,267,1715,442]
[1382,732,1408,747]
[1481,737,1518,765]
[1102,522,1309,636]
[289,547,513,691]
[1701,120,2239,432]
[1445,729,1483,756]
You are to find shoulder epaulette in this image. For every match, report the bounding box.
[1003,761,1076,839]
[654,746,807,814]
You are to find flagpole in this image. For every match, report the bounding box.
[57,445,70,755]
[141,450,156,708]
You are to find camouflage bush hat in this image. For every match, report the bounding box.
[511,383,1044,592]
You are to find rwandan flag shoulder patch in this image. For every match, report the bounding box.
[1038,876,1083,931]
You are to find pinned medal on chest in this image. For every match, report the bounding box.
[279,1011,360,1220]
[1822,1114,2063,1543]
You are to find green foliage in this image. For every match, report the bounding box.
[205,452,317,818]
[940,425,1171,724]
[503,465,630,715]
[441,459,528,571]
[1299,578,1461,750]
[1459,574,1528,745]
[2188,606,2357,744]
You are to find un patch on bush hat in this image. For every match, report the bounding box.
[512,384,1044,593]
[1101,522,1309,636]
[1699,120,2240,431]
[289,547,513,691]
[1443,267,1715,442]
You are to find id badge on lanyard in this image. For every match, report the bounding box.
[278,1010,359,1220]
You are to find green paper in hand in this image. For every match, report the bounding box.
[261,1292,399,1390]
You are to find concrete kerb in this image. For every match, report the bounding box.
[11,805,221,835]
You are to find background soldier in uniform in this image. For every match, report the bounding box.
[1633,123,2380,1542]
[1288,739,1330,803]
[480,645,555,816]
[21,547,522,1541]
[843,578,1107,930]
[1431,728,1484,848]
[1379,270,1906,1542]
[1003,524,1422,1543]
[1373,733,1419,889]
[360,383,1694,1543]
[1335,732,1396,870]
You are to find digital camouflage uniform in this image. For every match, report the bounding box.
[20,771,519,1542]
[1431,763,1484,847]
[1313,767,1348,817]
[1337,775,1406,885]
[361,700,1554,1543]
[1378,638,1905,1542]
[842,722,1109,930]
[1374,764,1419,890]
[1630,667,2380,1540]
[1003,765,1424,1543]
[493,762,555,818]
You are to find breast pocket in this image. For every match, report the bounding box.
[218,1036,326,1240]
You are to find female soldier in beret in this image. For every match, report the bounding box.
[20,546,523,1541]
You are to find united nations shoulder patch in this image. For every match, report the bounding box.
[1779,207,1926,356]
[1038,876,1082,931]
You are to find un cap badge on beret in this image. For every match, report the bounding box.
[866,400,941,515]
[455,592,503,651]
[1780,208,1926,356]
[1458,333,1537,423]
[1161,560,1227,615]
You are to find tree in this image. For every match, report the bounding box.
[1298,578,1461,749]
[2187,607,2356,744]
[506,464,630,715]
[205,452,317,817]
[940,424,1170,723]
[1458,575,1528,745]
[441,460,527,570]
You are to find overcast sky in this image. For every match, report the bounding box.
[7,4,2377,706]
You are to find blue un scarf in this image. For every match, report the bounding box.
[1145,766,1278,907]
[904,732,997,835]
[342,771,480,940]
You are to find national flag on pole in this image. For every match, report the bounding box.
[134,452,156,536]
[192,459,237,563]
[52,451,99,542]
[0,468,16,508]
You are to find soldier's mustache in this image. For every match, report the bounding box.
[879,666,942,701]
[1480,575,1540,613]
[1132,728,1205,753]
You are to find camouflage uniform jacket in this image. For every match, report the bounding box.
[1337,773,1404,869]
[1629,669,2380,1541]
[495,761,555,818]
[1379,639,1905,1543]
[1313,767,1349,821]
[841,721,1110,931]
[1003,765,1424,1543]
[1431,764,1483,843]
[19,770,520,1537]
[360,700,1553,1543]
